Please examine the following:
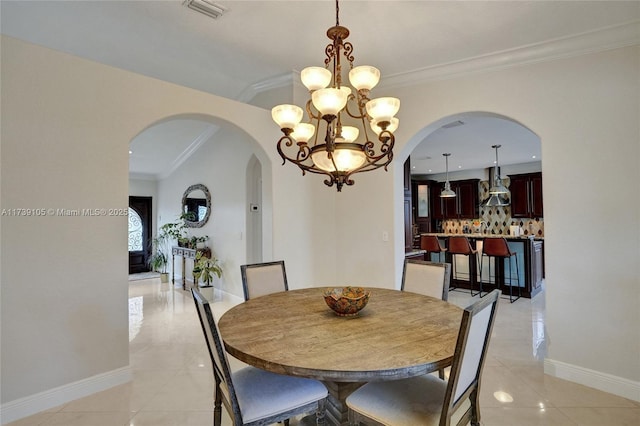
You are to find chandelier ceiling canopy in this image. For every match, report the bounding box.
[271,0,400,191]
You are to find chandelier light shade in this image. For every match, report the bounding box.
[271,104,303,130]
[489,144,510,195]
[440,153,456,198]
[272,0,399,191]
[301,67,332,91]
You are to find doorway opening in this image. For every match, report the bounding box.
[128,196,152,274]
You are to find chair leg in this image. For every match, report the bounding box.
[316,399,326,426]
[475,252,484,298]
[479,254,486,298]
[470,388,481,426]
[504,255,521,303]
[213,380,222,426]
[449,255,457,291]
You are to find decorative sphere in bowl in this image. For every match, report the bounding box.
[323,286,371,317]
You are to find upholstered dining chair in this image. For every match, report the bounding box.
[191,288,328,426]
[401,259,451,301]
[240,260,288,301]
[346,290,500,426]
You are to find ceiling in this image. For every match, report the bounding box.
[2,1,638,177]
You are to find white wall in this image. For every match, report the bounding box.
[155,124,258,297]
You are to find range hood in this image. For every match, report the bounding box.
[481,167,510,207]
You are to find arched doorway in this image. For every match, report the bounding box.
[402,111,543,296]
[128,114,273,296]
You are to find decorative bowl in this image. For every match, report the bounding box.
[323,286,371,317]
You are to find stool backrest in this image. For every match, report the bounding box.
[482,237,512,257]
[420,235,444,253]
[448,236,474,255]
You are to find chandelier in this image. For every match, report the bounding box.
[271,0,400,191]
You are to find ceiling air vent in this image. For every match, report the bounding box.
[183,0,227,19]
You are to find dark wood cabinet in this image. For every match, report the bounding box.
[510,172,543,218]
[411,179,433,235]
[431,179,479,219]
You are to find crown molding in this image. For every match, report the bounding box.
[157,124,219,180]
[242,20,640,100]
[237,72,294,103]
[380,20,640,89]
[128,172,158,181]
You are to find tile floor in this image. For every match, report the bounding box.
[7,279,640,426]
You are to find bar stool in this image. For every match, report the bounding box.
[480,237,521,303]
[420,235,447,262]
[447,236,479,296]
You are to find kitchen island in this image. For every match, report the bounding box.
[421,233,544,298]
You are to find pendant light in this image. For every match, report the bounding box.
[489,144,509,195]
[440,153,456,198]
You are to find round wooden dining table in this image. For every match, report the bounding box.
[218,287,463,426]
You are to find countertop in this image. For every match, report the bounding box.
[423,233,544,241]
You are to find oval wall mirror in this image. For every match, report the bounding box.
[182,184,211,228]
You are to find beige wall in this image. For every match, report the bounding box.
[388,46,639,391]
[0,36,335,420]
[1,35,638,421]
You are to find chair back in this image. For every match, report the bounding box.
[401,260,451,301]
[482,237,513,257]
[420,235,445,253]
[441,289,500,425]
[447,236,475,255]
[240,260,288,301]
[191,288,243,424]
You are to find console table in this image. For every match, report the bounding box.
[171,246,211,290]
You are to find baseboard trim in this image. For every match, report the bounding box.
[544,358,640,402]
[1,366,132,425]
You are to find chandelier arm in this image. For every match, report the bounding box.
[324,43,336,67]
[342,41,355,64]
[276,134,296,166]
[343,96,367,119]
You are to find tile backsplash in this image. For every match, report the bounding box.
[441,179,544,237]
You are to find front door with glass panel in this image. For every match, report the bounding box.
[129,196,152,274]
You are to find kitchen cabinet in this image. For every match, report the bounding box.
[510,172,543,218]
[431,179,479,219]
[411,179,433,236]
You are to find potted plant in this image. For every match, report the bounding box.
[148,237,169,282]
[149,218,187,282]
[191,235,209,249]
[193,251,222,287]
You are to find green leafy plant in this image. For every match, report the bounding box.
[148,218,187,273]
[193,251,222,286]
